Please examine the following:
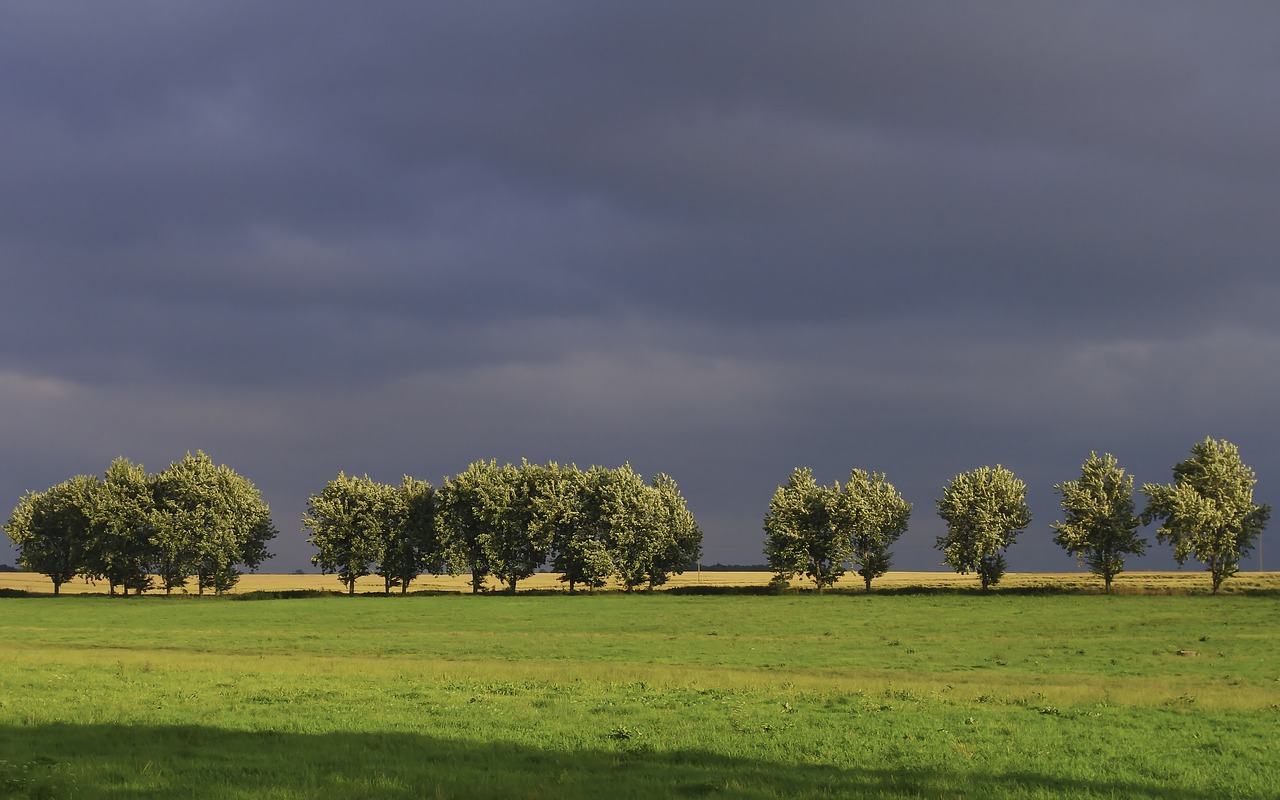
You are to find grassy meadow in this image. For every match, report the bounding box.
[1,578,1278,798]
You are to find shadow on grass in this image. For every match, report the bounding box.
[0,722,1233,800]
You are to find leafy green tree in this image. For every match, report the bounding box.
[351,478,404,595]
[834,469,911,591]
[1141,437,1271,594]
[434,461,701,594]
[195,457,276,595]
[4,475,99,594]
[378,476,441,594]
[1052,452,1145,592]
[554,530,613,593]
[591,463,658,592]
[563,465,628,592]
[644,473,702,590]
[763,467,846,592]
[541,463,611,593]
[935,466,1031,591]
[464,460,554,594]
[437,461,497,593]
[304,473,387,594]
[84,457,157,595]
[151,452,220,593]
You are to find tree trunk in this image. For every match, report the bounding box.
[980,572,990,592]
[569,578,576,595]
[347,580,355,595]
[53,582,61,596]
[1104,574,1113,594]
[864,575,872,592]
[400,581,408,594]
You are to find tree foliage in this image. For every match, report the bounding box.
[763,468,845,592]
[544,464,610,593]
[382,476,440,594]
[1051,452,1144,592]
[304,473,390,594]
[431,461,699,593]
[5,454,275,596]
[935,466,1031,590]
[4,475,99,594]
[1141,437,1270,594]
[152,451,277,595]
[835,470,911,591]
[582,463,651,592]
[87,457,158,595]
[304,473,444,594]
[482,461,556,594]
[763,467,910,592]
[646,472,702,590]
[437,461,498,593]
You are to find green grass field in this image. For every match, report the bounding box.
[2,589,1278,798]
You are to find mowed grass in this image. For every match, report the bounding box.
[1,591,1278,798]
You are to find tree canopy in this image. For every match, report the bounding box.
[310,461,702,594]
[935,466,1031,590]
[1052,452,1144,592]
[5,474,98,595]
[764,467,910,592]
[835,470,912,591]
[5,453,275,595]
[304,472,393,594]
[763,468,846,592]
[1141,438,1270,594]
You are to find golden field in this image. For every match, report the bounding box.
[2,568,1277,595]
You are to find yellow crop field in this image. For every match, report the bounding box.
[3,569,1277,595]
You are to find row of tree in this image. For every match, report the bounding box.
[763,468,911,592]
[767,438,1269,594]
[4,452,276,594]
[304,461,702,594]
[5,439,1266,596]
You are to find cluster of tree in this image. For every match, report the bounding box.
[304,461,702,594]
[763,468,912,592]
[774,437,1265,594]
[4,452,276,595]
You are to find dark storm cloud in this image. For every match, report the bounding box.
[2,3,1279,571]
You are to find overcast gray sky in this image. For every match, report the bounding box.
[3,2,1278,574]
